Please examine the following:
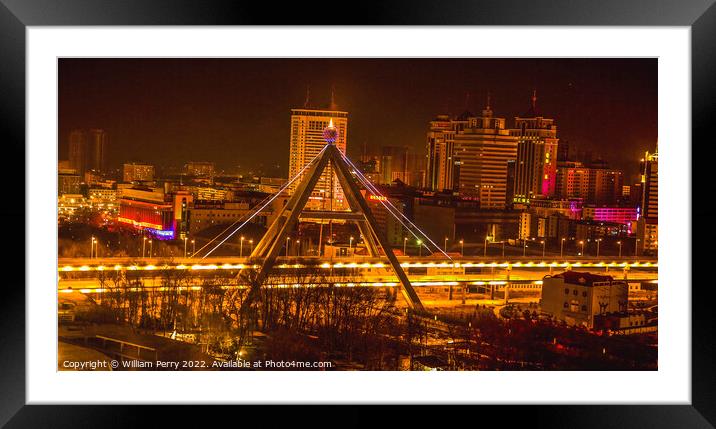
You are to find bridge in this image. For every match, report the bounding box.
[59,124,658,310]
[58,256,658,295]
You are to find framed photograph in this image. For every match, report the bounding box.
[2,0,713,426]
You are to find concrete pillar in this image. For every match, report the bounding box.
[504,267,511,304]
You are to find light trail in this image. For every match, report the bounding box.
[57,277,657,294]
[57,260,659,272]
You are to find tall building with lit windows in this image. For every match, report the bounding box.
[510,91,559,203]
[454,103,519,208]
[426,100,518,209]
[87,128,108,173]
[68,129,88,178]
[637,149,658,253]
[426,114,457,192]
[288,101,348,210]
[68,128,108,178]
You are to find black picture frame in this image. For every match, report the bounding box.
[1,0,712,427]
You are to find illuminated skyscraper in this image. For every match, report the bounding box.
[555,161,623,205]
[67,128,108,178]
[454,103,519,208]
[87,128,108,172]
[426,99,518,209]
[68,129,87,178]
[288,98,348,210]
[637,149,658,253]
[510,91,559,203]
[426,115,457,192]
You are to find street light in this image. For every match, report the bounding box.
[635,238,640,257]
[149,239,153,258]
[596,238,602,258]
[90,236,95,259]
[560,238,566,258]
[183,237,188,258]
[459,239,464,256]
[296,239,301,256]
[240,236,245,257]
[617,241,622,258]
[579,240,584,257]
[191,239,196,258]
[523,238,527,257]
[540,240,545,258]
[249,239,254,254]
[350,236,354,251]
[142,237,147,259]
[444,237,449,253]
[286,237,291,257]
[417,239,423,257]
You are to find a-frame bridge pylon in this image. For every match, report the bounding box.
[244,142,424,311]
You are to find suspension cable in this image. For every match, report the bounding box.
[200,144,329,258]
[339,151,452,260]
[191,187,279,257]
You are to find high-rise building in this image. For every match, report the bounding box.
[87,129,108,172]
[288,103,348,210]
[591,168,624,206]
[510,91,559,202]
[506,160,516,207]
[374,146,425,188]
[426,100,518,208]
[454,105,519,208]
[557,140,570,162]
[637,149,658,253]
[640,150,658,220]
[629,182,644,208]
[123,163,155,183]
[68,129,87,178]
[68,129,108,177]
[555,161,591,201]
[555,161,624,206]
[426,114,457,192]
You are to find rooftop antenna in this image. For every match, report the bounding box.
[329,85,337,110]
[303,85,310,108]
[483,90,493,117]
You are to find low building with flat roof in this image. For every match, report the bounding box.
[541,271,628,328]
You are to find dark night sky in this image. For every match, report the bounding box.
[59,58,656,182]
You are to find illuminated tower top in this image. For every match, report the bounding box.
[323,118,339,144]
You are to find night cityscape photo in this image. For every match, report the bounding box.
[57,58,658,371]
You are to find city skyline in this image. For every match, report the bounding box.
[56,58,658,373]
[59,58,656,182]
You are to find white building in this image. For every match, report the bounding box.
[541,271,628,328]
